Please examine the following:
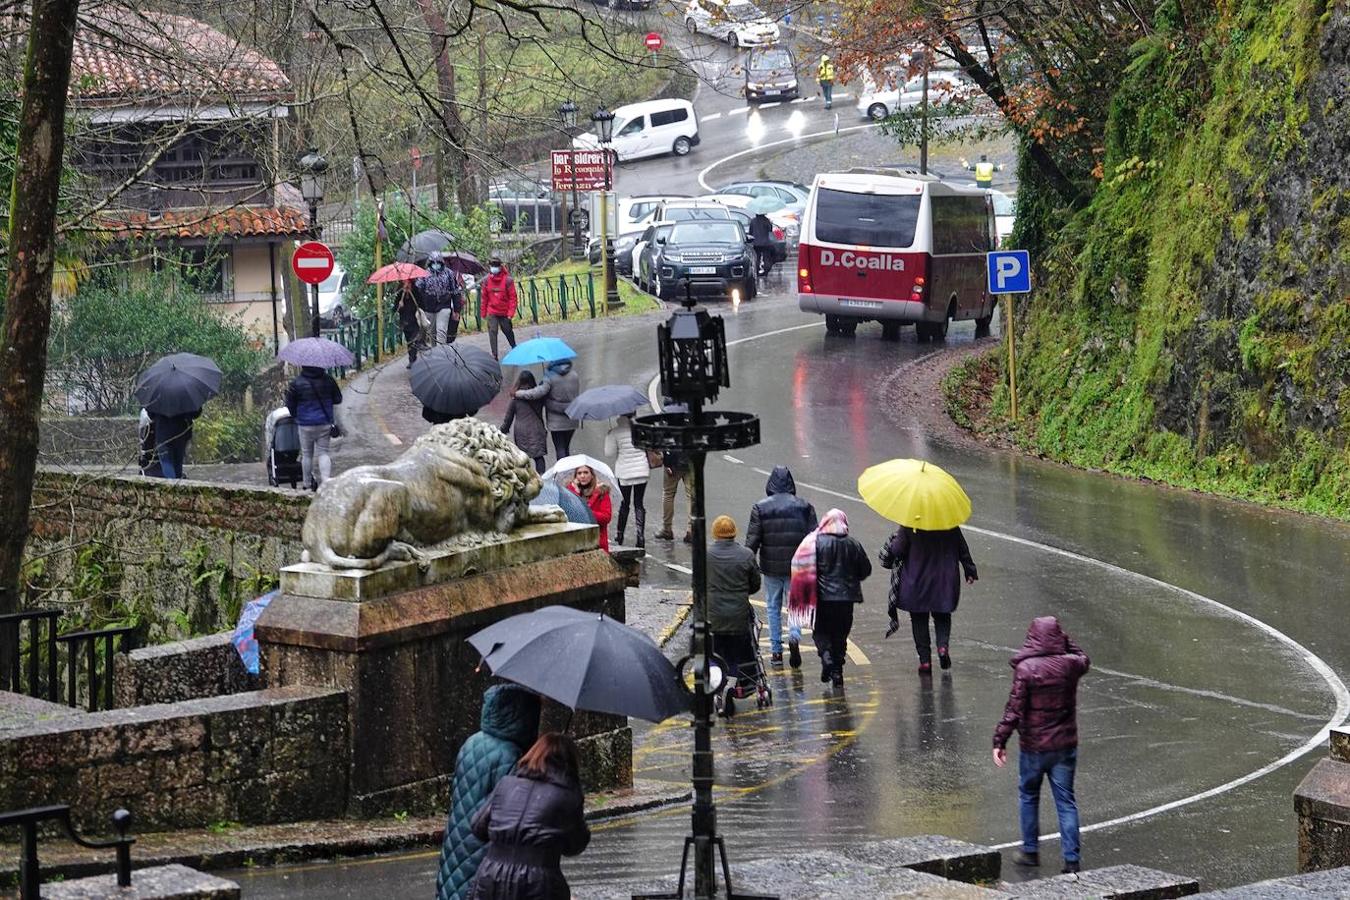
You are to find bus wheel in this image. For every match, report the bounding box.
[881,321,901,341]
[975,315,992,338]
[825,314,841,334]
[839,319,858,337]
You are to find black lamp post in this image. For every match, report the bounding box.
[298,148,328,337]
[590,106,622,309]
[559,100,582,260]
[631,288,769,900]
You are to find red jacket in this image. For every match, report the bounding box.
[568,483,612,551]
[480,268,518,318]
[993,617,1090,752]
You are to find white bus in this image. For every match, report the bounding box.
[797,168,997,340]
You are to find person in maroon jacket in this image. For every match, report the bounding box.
[993,616,1090,874]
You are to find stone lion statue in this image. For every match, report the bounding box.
[301,417,560,570]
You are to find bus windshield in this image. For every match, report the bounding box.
[814,188,921,248]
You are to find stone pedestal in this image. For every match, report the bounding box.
[255,523,633,816]
[1295,727,1350,872]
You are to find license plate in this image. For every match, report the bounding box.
[765,89,780,96]
[689,266,717,275]
[841,299,882,310]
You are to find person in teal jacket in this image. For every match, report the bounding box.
[436,684,542,900]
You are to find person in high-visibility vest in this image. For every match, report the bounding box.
[961,153,1002,188]
[818,54,836,109]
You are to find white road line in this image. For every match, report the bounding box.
[723,454,745,464]
[833,92,851,99]
[385,433,402,445]
[733,464,1350,844]
[698,119,882,191]
[664,562,693,575]
[790,97,810,104]
[760,101,781,109]
[704,112,723,120]
[727,107,750,116]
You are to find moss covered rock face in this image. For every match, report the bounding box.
[1010,0,1350,517]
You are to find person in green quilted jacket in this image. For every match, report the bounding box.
[436,683,542,900]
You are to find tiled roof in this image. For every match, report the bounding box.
[72,8,291,103]
[102,206,313,240]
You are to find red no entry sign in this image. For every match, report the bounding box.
[644,32,663,52]
[292,241,335,285]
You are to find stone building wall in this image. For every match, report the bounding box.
[26,470,308,638]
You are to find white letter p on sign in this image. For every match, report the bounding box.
[996,256,1022,291]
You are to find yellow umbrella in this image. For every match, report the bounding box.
[857,458,971,531]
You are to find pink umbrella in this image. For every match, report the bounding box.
[367,261,429,284]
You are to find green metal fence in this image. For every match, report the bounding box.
[323,271,596,378]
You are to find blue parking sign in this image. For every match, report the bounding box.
[986,250,1032,294]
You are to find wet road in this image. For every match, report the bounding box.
[233,287,1350,896]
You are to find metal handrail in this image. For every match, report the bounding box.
[0,806,135,898]
[54,626,135,712]
[0,607,60,703]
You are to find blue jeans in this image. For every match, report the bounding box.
[1019,747,1080,863]
[763,575,800,656]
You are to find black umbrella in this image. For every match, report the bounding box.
[565,385,649,422]
[396,229,455,263]
[440,251,486,276]
[534,481,596,525]
[409,344,502,417]
[469,606,688,723]
[134,353,222,417]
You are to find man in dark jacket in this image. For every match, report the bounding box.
[707,515,761,697]
[655,448,692,543]
[993,617,1090,874]
[436,684,541,900]
[149,409,197,479]
[812,510,871,687]
[415,251,465,345]
[745,466,817,666]
[748,212,776,278]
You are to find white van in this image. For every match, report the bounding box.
[572,99,700,161]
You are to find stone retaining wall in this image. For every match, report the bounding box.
[26,470,308,638]
[115,633,256,707]
[0,686,348,832]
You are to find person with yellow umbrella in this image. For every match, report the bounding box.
[858,459,979,674]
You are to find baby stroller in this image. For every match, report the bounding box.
[265,407,303,488]
[714,614,773,718]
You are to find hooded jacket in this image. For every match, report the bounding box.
[604,418,650,486]
[284,366,343,427]
[993,617,1090,753]
[468,765,590,900]
[416,263,464,314]
[436,685,542,900]
[745,467,818,578]
[479,266,518,318]
[516,361,579,431]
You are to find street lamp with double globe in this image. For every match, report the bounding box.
[559,100,582,259]
[297,148,328,337]
[590,106,622,309]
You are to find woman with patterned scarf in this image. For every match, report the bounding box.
[787,508,872,687]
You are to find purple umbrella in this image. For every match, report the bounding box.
[278,337,355,369]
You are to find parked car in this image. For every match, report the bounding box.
[489,176,565,231]
[703,193,797,248]
[714,179,808,237]
[652,219,757,301]
[586,194,692,262]
[744,45,797,100]
[684,0,779,47]
[634,222,676,292]
[572,99,700,161]
[647,199,735,224]
[855,70,968,120]
[316,264,350,327]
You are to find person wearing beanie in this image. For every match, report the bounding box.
[707,515,761,713]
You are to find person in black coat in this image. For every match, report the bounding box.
[811,509,872,688]
[469,732,590,900]
[745,466,817,666]
[880,526,978,673]
[148,409,196,479]
[748,212,776,277]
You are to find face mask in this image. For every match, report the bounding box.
[429,262,443,271]
[489,266,501,275]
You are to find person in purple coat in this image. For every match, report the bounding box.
[879,525,977,673]
[993,616,1090,874]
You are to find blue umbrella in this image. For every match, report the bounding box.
[232,590,278,675]
[277,337,355,369]
[535,481,596,525]
[501,336,576,366]
[746,195,786,214]
[565,385,648,422]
